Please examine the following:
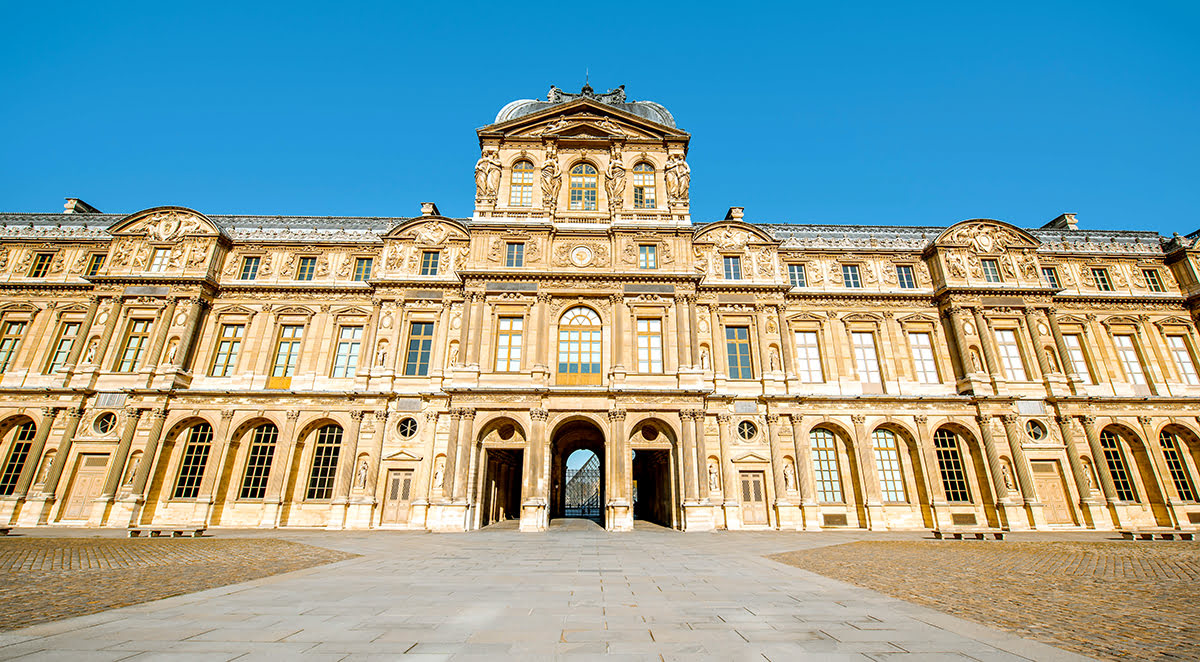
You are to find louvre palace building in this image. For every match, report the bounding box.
[2,84,1200,535]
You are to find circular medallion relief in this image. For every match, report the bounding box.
[570,246,593,267]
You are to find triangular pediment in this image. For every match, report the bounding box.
[384,449,422,461]
[482,98,687,141]
[384,218,470,245]
[109,206,225,241]
[898,313,938,325]
[732,452,771,463]
[212,304,258,317]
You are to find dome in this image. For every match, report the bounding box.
[493,85,676,128]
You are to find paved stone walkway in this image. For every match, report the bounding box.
[0,538,356,631]
[0,521,1090,661]
[772,540,1200,662]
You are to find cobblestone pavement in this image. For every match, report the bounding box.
[771,540,1200,661]
[0,537,356,631]
[0,523,1091,661]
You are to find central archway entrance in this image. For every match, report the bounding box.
[550,419,605,523]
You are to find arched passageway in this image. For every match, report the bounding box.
[550,419,605,523]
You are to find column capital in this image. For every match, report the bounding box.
[122,406,144,420]
[716,413,731,423]
[1137,415,1154,427]
[1001,413,1019,425]
[461,408,476,420]
[608,293,624,306]
[850,414,866,425]
[286,410,301,420]
[1078,414,1097,426]
[220,409,236,420]
[537,292,553,305]
[788,414,803,425]
[913,414,929,425]
[1055,415,1072,426]
[530,408,549,422]
[64,405,87,419]
[349,410,367,422]
[765,413,780,424]
[976,414,992,424]
[40,406,62,417]
[424,409,439,421]
[449,409,463,420]
[607,409,627,422]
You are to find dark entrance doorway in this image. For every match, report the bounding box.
[479,448,523,527]
[550,419,605,522]
[632,449,674,527]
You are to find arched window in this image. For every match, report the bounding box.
[0,422,36,496]
[1159,430,1197,502]
[1100,429,1137,501]
[632,162,656,209]
[173,423,214,499]
[510,160,534,207]
[872,429,906,502]
[557,306,602,385]
[933,429,971,502]
[239,423,279,500]
[306,424,343,500]
[569,163,598,211]
[810,428,842,503]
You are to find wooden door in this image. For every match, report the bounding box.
[381,469,415,524]
[60,454,109,520]
[1031,460,1076,525]
[739,471,769,525]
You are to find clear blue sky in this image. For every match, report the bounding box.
[3,2,1197,235]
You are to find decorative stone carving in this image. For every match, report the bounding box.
[664,154,690,202]
[540,144,562,208]
[474,149,502,203]
[605,144,626,214]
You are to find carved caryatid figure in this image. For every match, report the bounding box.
[540,145,562,208]
[474,149,502,202]
[664,154,691,202]
[605,145,626,213]
[783,461,796,492]
[357,460,369,488]
[708,462,720,492]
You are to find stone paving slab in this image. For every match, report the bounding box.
[0,522,1094,660]
[772,540,1199,661]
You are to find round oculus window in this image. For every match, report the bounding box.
[397,417,418,439]
[1026,420,1048,441]
[737,420,758,441]
[94,412,117,435]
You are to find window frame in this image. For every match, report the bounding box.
[148,247,169,272]
[1142,269,1165,292]
[1062,332,1095,383]
[1041,266,1060,288]
[635,317,664,374]
[1166,335,1200,386]
[810,428,844,503]
[851,330,881,384]
[1092,267,1113,291]
[556,306,602,385]
[330,325,364,378]
[568,162,599,211]
[841,264,862,288]
[872,429,907,502]
[270,324,305,379]
[238,424,278,500]
[993,327,1029,381]
[1112,333,1147,385]
[172,423,213,500]
[85,253,106,277]
[1159,430,1197,502]
[352,257,374,282]
[793,329,824,383]
[980,258,1002,283]
[725,325,754,380]
[505,242,525,268]
[787,263,807,288]
[494,316,524,373]
[509,159,535,207]
[403,321,435,376]
[239,256,261,280]
[1100,429,1137,501]
[209,323,245,377]
[296,256,316,281]
[0,422,37,496]
[722,255,742,280]
[933,429,972,502]
[114,318,153,373]
[909,331,940,384]
[0,319,28,374]
[638,244,657,270]
[44,320,82,374]
[632,161,656,209]
[305,424,343,500]
[419,251,440,277]
[895,265,916,289]
[28,253,53,278]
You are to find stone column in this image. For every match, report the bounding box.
[945,306,973,380]
[975,414,1010,503]
[12,407,60,499]
[92,296,125,370]
[851,414,885,529]
[789,414,819,529]
[1023,307,1053,380]
[606,408,630,531]
[262,410,301,527]
[688,296,700,366]
[766,413,790,510]
[674,295,689,370]
[456,296,472,367]
[128,407,169,498]
[61,296,100,384]
[999,413,1044,528]
[192,410,237,525]
[972,308,1001,384]
[146,299,178,369]
[717,414,737,499]
[1055,414,1106,527]
[1078,415,1118,502]
[360,298,382,379]
[173,297,207,371]
[777,305,796,379]
[37,405,84,497]
[332,411,366,500]
[754,303,772,375]
[693,410,708,500]
[467,295,485,366]
[99,408,144,499]
[610,295,625,374]
[452,409,476,501]
[1045,307,1077,382]
[1137,415,1181,527]
[534,294,551,375]
[679,410,698,502]
[912,415,948,527]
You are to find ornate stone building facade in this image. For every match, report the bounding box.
[2,85,1200,533]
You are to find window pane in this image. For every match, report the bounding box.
[1113,334,1146,385]
[272,325,304,377]
[909,332,938,383]
[1159,431,1196,502]
[810,428,842,503]
[872,429,906,502]
[934,429,971,502]
[1100,430,1137,501]
[994,329,1028,381]
[636,318,663,373]
[794,331,823,383]
[0,423,36,496]
[788,264,806,288]
[1167,336,1199,385]
[306,425,342,499]
[404,322,434,376]
[895,265,915,289]
[842,265,861,288]
[239,424,278,500]
[852,332,880,383]
[173,424,213,499]
[495,317,523,372]
[332,326,363,378]
[211,324,245,377]
[0,321,27,373]
[1063,334,1094,383]
[726,326,753,379]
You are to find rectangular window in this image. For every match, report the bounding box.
[0,424,36,496]
[494,317,523,373]
[1160,432,1197,502]
[1063,334,1094,383]
[331,326,363,378]
[238,425,278,500]
[872,430,907,502]
[510,163,534,207]
[909,332,939,384]
[632,165,655,209]
[895,265,916,289]
[210,324,244,377]
[981,259,1002,283]
[172,425,213,499]
[1113,334,1147,385]
[636,318,663,373]
[638,244,657,269]
[1041,267,1060,288]
[1101,430,1137,501]
[725,326,753,379]
[239,256,260,280]
[0,321,27,373]
[353,257,373,282]
[793,331,823,383]
[420,251,440,276]
[1143,269,1165,292]
[271,325,304,377]
[1167,336,1199,385]
[842,264,862,288]
[148,248,169,272]
[505,243,524,268]
[306,425,342,500]
[403,321,434,376]
[28,253,53,278]
[86,254,106,277]
[994,329,1028,381]
[1092,268,1113,291]
[296,256,316,281]
[788,264,806,288]
[723,256,742,280]
[810,429,843,503]
[934,430,972,502]
[115,319,152,372]
[851,331,880,383]
[45,321,81,373]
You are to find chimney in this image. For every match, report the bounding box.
[1042,213,1079,231]
[420,202,440,217]
[63,198,101,214]
[725,206,744,221]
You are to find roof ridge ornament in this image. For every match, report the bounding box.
[547,83,627,105]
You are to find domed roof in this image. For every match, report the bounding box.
[494,84,676,128]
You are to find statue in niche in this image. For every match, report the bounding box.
[448,343,459,366]
[474,148,501,202]
[376,341,388,367]
[165,338,179,364]
[700,347,710,371]
[39,455,54,484]
[84,338,98,363]
[357,459,369,489]
[433,459,445,488]
[1001,464,1016,491]
[125,455,140,484]
[783,461,796,492]
[970,349,983,373]
[769,347,780,372]
[664,154,691,201]
[540,144,562,208]
[605,144,626,213]
[708,462,720,492]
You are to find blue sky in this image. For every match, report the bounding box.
[2,2,1197,235]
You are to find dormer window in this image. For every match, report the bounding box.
[148,248,169,272]
[239,256,260,280]
[420,251,440,276]
[723,255,742,280]
[842,264,862,288]
[981,259,1002,283]
[510,160,534,207]
[569,163,598,211]
[633,162,656,209]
